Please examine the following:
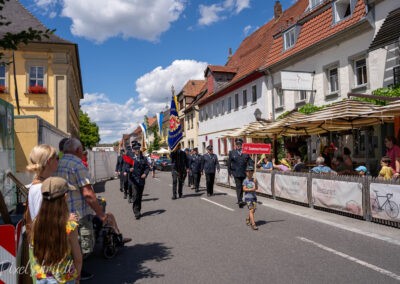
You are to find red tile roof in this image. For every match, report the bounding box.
[265,0,367,67]
[205,65,237,75]
[197,0,367,105]
[148,116,157,127]
[181,80,206,98]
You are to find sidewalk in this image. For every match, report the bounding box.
[214,183,400,246]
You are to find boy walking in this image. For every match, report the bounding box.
[243,165,258,230]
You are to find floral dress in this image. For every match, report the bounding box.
[30,220,79,283]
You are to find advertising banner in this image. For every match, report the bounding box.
[242,143,271,154]
[255,172,272,195]
[281,71,314,91]
[216,168,229,186]
[275,174,308,203]
[0,99,15,211]
[370,183,400,221]
[312,179,363,216]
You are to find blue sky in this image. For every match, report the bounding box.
[20,0,296,143]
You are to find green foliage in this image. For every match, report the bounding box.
[0,0,55,60]
[148,124,160,151]
[277,111,290,120]
[298,103,325,114]
[79,110,100,149]
[356,84,400,106]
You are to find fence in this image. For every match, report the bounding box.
[216,166,400,228]
[88,150,118,183]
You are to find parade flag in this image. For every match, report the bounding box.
[167,93,182,151]
[156,112,163,136]
[139,122,147,138]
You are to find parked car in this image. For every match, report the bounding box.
[155,158,172,171]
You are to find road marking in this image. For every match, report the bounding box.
[201,198,235,211]
[297,237,400,281]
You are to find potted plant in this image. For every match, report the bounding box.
[28,84,47,94]
[0,85,6,93]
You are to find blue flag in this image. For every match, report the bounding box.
[168,95,182,150]
[156,112,163,136]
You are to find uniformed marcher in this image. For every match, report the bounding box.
[190,147,202,192]
[201,145,220,196]
[170,144,189,199]
[115,149,126,192]
[227,138,253,207]
[122,145,134,200]
[127,141,150,219]
[184,148,192,187]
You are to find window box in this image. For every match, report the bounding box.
[325,92,339,100]
[28,85,47,94]
[0,85,7,93]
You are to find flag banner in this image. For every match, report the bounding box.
[157,112,163,136]
[140,122,147,138]
[168,95,182,150]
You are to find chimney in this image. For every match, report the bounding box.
[274,0,282,19]
[227,47,232,61]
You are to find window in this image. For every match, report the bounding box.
[29,66,44,87]
[334,0,356,23]
[251,85,257,103]
[190,114,193,129]
[214,102,218,116]
[297,90,308,102]
[328,67,339,93]
[0,65,6,91]
[242,90,247,107]
[221,99,225,114]
[276,87,284,108]
[234,93,239,110]
[309,0,323,9]
[394,66,400,85]
[284,28,296,50]
[354,58,367,87]
[227,97,232,112]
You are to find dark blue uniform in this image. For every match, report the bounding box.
[170,148,189,199]
[128,151,150,219]
[190,153,203,192]
[115,151,125,192]
[228,148,253,205]
[201,151,220,196]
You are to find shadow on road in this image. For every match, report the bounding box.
[86,242,173,283]
[142,198,159,202]
[255,219,285,227]
[141,209,166,217]
[213,192,227,196]
[182,193,204,198]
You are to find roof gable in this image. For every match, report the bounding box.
[180,79,206,98]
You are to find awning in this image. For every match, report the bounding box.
[239,99,396,138]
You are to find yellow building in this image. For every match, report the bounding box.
[0,0,83,138]
[0,0,83,176]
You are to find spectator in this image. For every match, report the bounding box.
[384,136,400,178]
[55,138,131,280]
[30,177,82,284]
[310,156,337,174]
[257,155,273,170]
[58,137,69,160]
[379,156,394,181]
[272,158,290,172]
[26,144,59,220]
[293,154,305,172]
[355,165,368,176]
[81,150,88,168]
[243,165,258,231]
[342,147,353,170]
[321,146,332,168]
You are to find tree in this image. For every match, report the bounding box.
[79,110,100,149]
[0,0,54,60]
[149,124,160,151]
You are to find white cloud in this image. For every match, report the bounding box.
[198,0,250,26]
[59,0,186,43]
[243,25,252,36]
[81,59,207,143]
[33,0,60,16]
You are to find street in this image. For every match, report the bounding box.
[86,171,400,284]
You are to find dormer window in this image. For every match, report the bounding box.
[283,27,298,50]
[309,0,324,10]
[333,0,356,23]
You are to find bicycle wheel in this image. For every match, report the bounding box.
[370,198,379,214]
[384,201,399,219]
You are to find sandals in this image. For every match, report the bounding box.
[251,223,258,230]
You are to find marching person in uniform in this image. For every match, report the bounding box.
[123,144,135,201]
[185,148,193,187]
[127,141,150,219]
[228,138,253,208]
[190,147,202,192]
[170,144,189,199]
[201,145,220,197]
[115,149,125,192]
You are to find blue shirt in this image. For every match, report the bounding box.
[243,178,257,200]
[310,165,333,174]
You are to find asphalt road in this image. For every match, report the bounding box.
[86,171,400,284]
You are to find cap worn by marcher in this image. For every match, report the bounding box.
[41,176,76,200]
[235,138,243,145]
[193,147,198,152]
[206,145,213,150]
[132,142,141,150]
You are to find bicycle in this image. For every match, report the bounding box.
[371,190,399,219]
